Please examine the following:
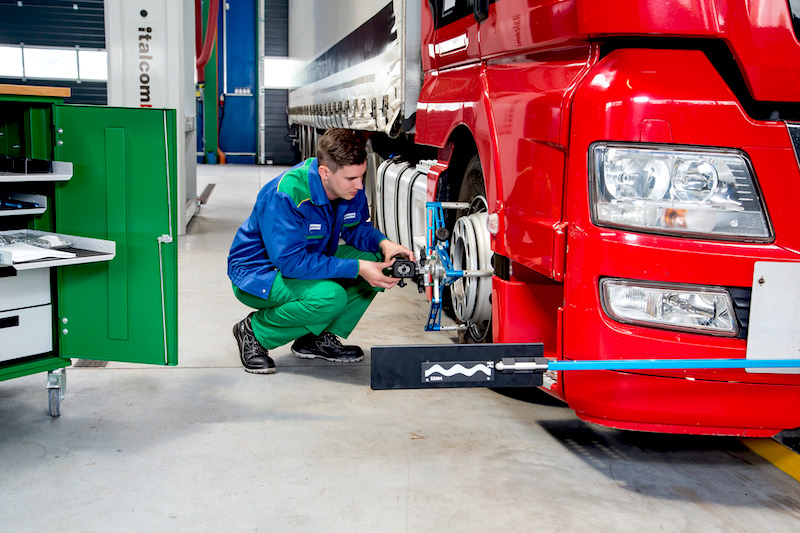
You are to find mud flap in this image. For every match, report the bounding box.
[370,343,545,390]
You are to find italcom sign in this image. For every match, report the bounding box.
[137,21,154,108]
[105,2,173,109]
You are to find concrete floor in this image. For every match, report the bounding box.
[2,164,800,532]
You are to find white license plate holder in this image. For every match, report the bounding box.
[746,261,800,373]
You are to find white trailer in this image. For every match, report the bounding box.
[287,0,421,157]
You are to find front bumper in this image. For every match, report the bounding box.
[560,47,800,435]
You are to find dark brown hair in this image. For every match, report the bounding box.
[317,128,366,172]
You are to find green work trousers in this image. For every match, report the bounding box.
[233,245,383,350]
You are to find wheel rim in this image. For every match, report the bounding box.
[450,196,492,336]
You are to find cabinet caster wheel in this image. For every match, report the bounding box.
[48,388,62,417]
[46,368,66,417]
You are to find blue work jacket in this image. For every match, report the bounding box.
[228,158,387,299]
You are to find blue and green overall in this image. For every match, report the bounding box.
[227,158,387,349]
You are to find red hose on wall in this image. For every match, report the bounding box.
[195,0,220,82]
[195,0,203,56]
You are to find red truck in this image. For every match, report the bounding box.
[288,0,800,436]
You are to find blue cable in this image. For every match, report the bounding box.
[548,358,800,371]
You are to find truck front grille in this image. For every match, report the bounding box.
[728,286,751,339]
[789,123,800,169]
[790,0,800,43]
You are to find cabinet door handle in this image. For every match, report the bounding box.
[0,316,20,329]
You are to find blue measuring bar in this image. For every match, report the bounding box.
[548,358,800,371]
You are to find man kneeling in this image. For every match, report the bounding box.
[227,128,414,373]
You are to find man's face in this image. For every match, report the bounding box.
[320,162,367,201]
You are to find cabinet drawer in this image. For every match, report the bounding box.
[0,305,53,362]
[0,229,115,270]
[0,268,51,312]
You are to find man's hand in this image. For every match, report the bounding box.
[358,259,400,289]
[379,239,415,262]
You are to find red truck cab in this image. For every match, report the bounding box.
[416,0,800,436]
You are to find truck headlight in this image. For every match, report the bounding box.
[600,278,739,337]
[590,143,771,240]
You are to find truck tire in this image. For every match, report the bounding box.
[458,156,487,216]
[454,155,493,343]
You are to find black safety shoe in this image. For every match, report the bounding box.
[233,313,276,374]
[291,331,364,362]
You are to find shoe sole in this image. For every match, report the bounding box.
[233,323,276,374]
[291,348,363,363]
[244,366,276,374]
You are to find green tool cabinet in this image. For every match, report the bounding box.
[0,85,178,415]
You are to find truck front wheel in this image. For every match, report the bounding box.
[452,155,493,343]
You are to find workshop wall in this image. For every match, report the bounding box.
[0,0,107,105]
[216,0,258,164]
[262,0,298,165]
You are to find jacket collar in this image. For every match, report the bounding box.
[308,158,330,206]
